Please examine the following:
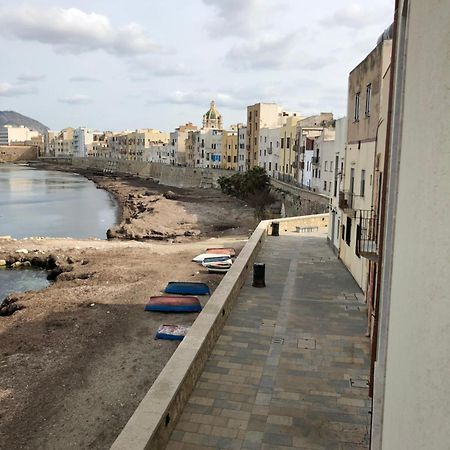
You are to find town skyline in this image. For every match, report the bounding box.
[0,0,393,132]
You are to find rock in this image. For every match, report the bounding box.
[47,267,64,281]
[81,259,89,265]
[12,261,22,268]
[125,218,132,224]
[0,260,6,266]
[106,228,119,239]
[31,256,47,268]
[184,231,194,237]
[66,256,75,264]
[128,193,135,200]
[46,254,58,270]
[5,256,16,266]
[163,190,178,200]
[16,248,29,254]
[22,261,31,267]
[0,296,24,316]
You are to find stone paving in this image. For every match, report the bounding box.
[166,233,371,450]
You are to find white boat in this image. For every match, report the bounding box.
[206,261,232,273]
[202,258,232,268]
[192,253,230,263]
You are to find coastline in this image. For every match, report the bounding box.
[0,164,256,450]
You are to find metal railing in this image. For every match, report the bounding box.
[357,209,379,260]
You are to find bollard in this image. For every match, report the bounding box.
[252,263,266,288]
[271,221,280,236]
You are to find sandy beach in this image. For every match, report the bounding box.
[0,167,256,450]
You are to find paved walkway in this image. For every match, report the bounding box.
[167,233,371,450]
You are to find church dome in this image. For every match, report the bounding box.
[202,100,222,129]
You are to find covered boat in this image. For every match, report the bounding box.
[201,256,232,266]
[145,296,202,313]
[164,281,210,295]
[192,253,229,263]
[206,262,232,273]
[206,248,236,257]
[155,324,189,341]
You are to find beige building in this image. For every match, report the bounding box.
[221,130,238,170]
[45,127,75,157]
[338,36,392,292]
[127,129,169,161]
[371,1,450,448]
[168,123,197,166]
[0,125,39,145]
[278,115,302,182]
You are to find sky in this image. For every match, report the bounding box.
[0,0,394,132]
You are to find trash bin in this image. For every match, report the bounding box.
[271,221,280,236]
[252,263,266,288]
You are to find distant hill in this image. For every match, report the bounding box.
[0,111,49,135]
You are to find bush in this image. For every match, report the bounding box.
[218,167,275,220]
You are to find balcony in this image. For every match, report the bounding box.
[339,191,356,214]
[357,209,379,260]
[312,156,320,164]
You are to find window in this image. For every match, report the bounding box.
[355,224,361,257]
[330,161,333,172]
[281,138,284,148]
[361,169,366,196]
[365,84,372,117]
[324,181,327,191]
[269,162,272,171]
[354,92,360,121]
[325,161,328,171]
[345,217,352,246]
[275,163,278,171]
[287,137,290,149]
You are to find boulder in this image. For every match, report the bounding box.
[163,190,178,200]
[0,260,6,267]
[16,248,29,254]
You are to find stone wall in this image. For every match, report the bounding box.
[270,178,329,216]
[0,146,38,162]
[68,157,233,189]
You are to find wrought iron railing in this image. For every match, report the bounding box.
[357,209,379,260]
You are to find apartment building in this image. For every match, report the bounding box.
[46,127,75,157]
[72,127,98,158]
[258,126,280,177]
[221,129,238,170]
[246,103,283,169]
[237,125,247,172]
[327,117,347,253]
[311,128,336,195]
[278,115,302,182]
[370,1,450,448]
[0,125,39,145]
[338,35,392,292]
[168,123,197,166]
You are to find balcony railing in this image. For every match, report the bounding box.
[339,191,356,213]
[357,209,379,260]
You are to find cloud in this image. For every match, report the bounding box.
[0,5,160,56]
[202,0,279,38]
[0,81,37,96]
[225,33,297,70]
[58,94,91,105]
[131,59,192,79]
[17,73,45,82]
[322,3,393,29]
[69,76,100,83]
[152,90,246,110]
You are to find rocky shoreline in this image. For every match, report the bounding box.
[0,166,255,450]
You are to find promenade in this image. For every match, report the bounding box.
[167,232,371,450]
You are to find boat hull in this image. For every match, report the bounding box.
[145,296,202,313]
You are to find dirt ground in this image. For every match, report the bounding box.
[0,169,255,450]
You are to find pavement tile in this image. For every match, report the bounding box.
[166,235,370,450]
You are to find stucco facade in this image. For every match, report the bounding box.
[371,1,450,448]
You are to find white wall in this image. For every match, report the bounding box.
[373,2,450,449]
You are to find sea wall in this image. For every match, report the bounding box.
[69,157,233,189]
[0,145,38,162]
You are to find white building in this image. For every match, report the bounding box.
[73,127,96,158]
[237,125,247,172]
[328,117,347,253]
[192,128,223,168]
[311,128,336,195]
[258,126,281,177]
[0,125,39,145]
